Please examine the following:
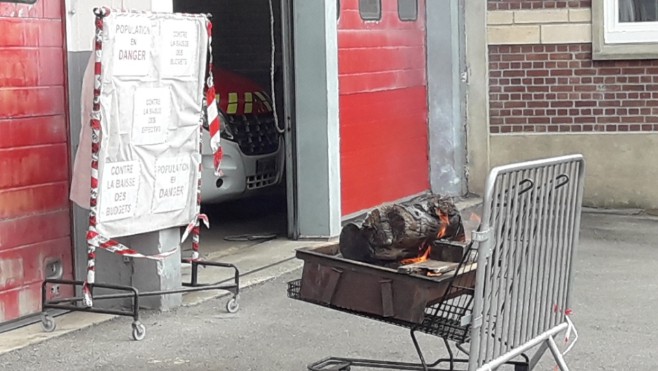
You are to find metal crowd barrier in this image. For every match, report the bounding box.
[288,154,586,371]
[469,154,585,371]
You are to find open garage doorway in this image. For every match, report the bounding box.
[173,0,296,254]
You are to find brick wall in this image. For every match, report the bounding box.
[488,4,658,134]
[489,44,658,133]
[488,0,591,11]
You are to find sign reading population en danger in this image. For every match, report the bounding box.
[94,12,209,238]
[112,20,151,76]
[153,156,191,213]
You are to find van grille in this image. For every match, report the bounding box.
[246,172,278,190]
[225,114,280,156]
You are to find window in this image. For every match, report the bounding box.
[619,0,658,21]
[359,0,381,21]
[398,0,417,21]
[593,0,658,59]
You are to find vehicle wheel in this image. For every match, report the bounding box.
[132,321,146,341]
[41,314,56,333]
[225,298,239,313]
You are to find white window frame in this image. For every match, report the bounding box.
[593,0,658,59]
[604,0,658,43]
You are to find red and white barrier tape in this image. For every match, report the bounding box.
[552,306,578,371]
[181,214,210,242]
[206,20,223,176]
[83,8,109,308]
[87,231,177,260]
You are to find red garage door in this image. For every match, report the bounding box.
[0,0,73,325]
[338,0,429,216]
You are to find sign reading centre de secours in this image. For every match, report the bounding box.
[95,11,209,238]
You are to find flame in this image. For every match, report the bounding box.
[437,209,450,239]
[400,209,452,266]
[400,244,431,265]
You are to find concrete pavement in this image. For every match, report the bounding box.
[0,211,657,370]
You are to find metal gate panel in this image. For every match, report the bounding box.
[0,0,73,325]
[338,0,430,216]
[469,155,585,370]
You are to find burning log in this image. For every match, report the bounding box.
[397,259,459,277]
[339,195,465,268]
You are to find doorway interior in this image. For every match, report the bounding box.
[173,0,297,257]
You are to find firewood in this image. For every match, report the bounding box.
[339,223,376,263]
[339,195,465,266]
[397,260,458,276]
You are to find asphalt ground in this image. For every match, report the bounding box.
[1,212,657,371]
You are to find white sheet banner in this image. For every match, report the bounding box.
[94,11,209,238]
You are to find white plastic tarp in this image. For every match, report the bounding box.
[95,11,209,238]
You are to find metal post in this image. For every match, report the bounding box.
[547,336,569,371]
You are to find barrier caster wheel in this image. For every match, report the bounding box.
[226,298,239,313]
[41,314,56,333]
[132,321,146,341]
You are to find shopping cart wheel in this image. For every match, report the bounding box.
[131,321,146,341]
[41,314,56,333]
[225,298,239,313]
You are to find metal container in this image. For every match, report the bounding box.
[296,242,475,324]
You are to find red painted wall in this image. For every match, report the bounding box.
[338,0,429,216]
[0,0,73,324]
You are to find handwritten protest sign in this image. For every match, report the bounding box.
[99,161,140,222]
[153,156,191,213]
[160,20,199,78]
[111,19,151,77]
[132,87,171,145]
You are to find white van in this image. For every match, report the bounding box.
[200,68,285,203]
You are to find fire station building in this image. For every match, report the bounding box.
[2,0,654,329]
